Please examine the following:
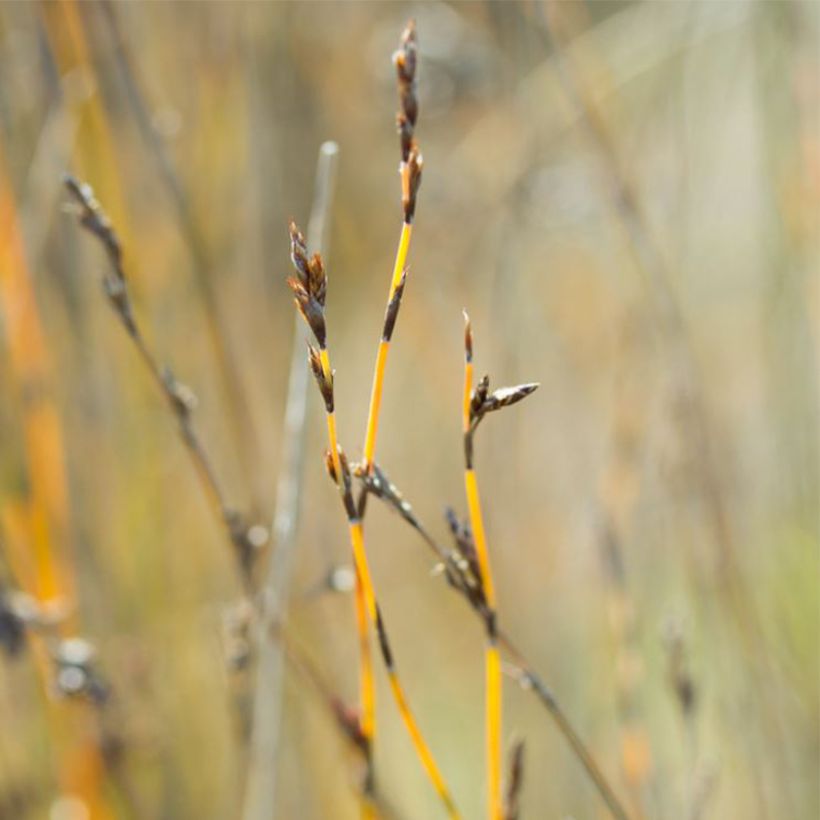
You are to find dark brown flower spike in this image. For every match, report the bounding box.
[393,21,423,223]
[288,221,328,346]
[393,20,419,158]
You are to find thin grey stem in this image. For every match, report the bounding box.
[242,141,339,820]
[93,0,260,504]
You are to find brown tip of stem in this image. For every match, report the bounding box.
[463,311,473,362]
[504,739,526,820]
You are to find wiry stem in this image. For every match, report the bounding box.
[62,175,260,590]
[289,218,460,817]
[361,19,422,477]
[359,463,632,820]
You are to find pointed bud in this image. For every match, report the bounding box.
[463,311,473,362]
[484,383,539,414]
[288,220,310,285]
[307,344,334,412]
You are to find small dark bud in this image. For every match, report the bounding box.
[308,252,327,308]
[463,313,473,362]
[307,344,334,412]
[470,374,490,423]
[63,174,123,272]
[288,220,311,285]
[324,448,338,485]
[504,739,526,820]
[382,271,407,342]
[374,607,394,670]
[337,448,358,520]
[403,147,423,223]
[397,113,413,164]
[288,278,327,348]
[393,21,419,131]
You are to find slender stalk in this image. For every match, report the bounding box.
[288,221,460,818]
[312,336,379,772]
[373,609,461,819]
[362,221,412,469]
[243,142,338,820]
[462,317,502,820]
[361,21,422,476]
[501,641,630,820]
[358,464,632,820]
[93,0,260,503]
[62,176,259,589]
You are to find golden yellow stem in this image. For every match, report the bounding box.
[316,345,378,794]
[363,341,389,468]
[486,644,502,820]
[361,221,413,469]
[463,347,502,820]
[390,222,413,296]
[463,361,473,435]
[386,671,462,819]
[354,564,377,745]
[464,470,496,610]
[349,522,378,622]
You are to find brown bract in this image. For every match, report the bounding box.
[307,344,334,413]
[287,221,328,347]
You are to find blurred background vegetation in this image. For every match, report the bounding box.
[0,1,817,818]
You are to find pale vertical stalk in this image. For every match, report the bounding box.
[242,142,338,820]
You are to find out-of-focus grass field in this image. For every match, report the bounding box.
[0,2,817,819]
